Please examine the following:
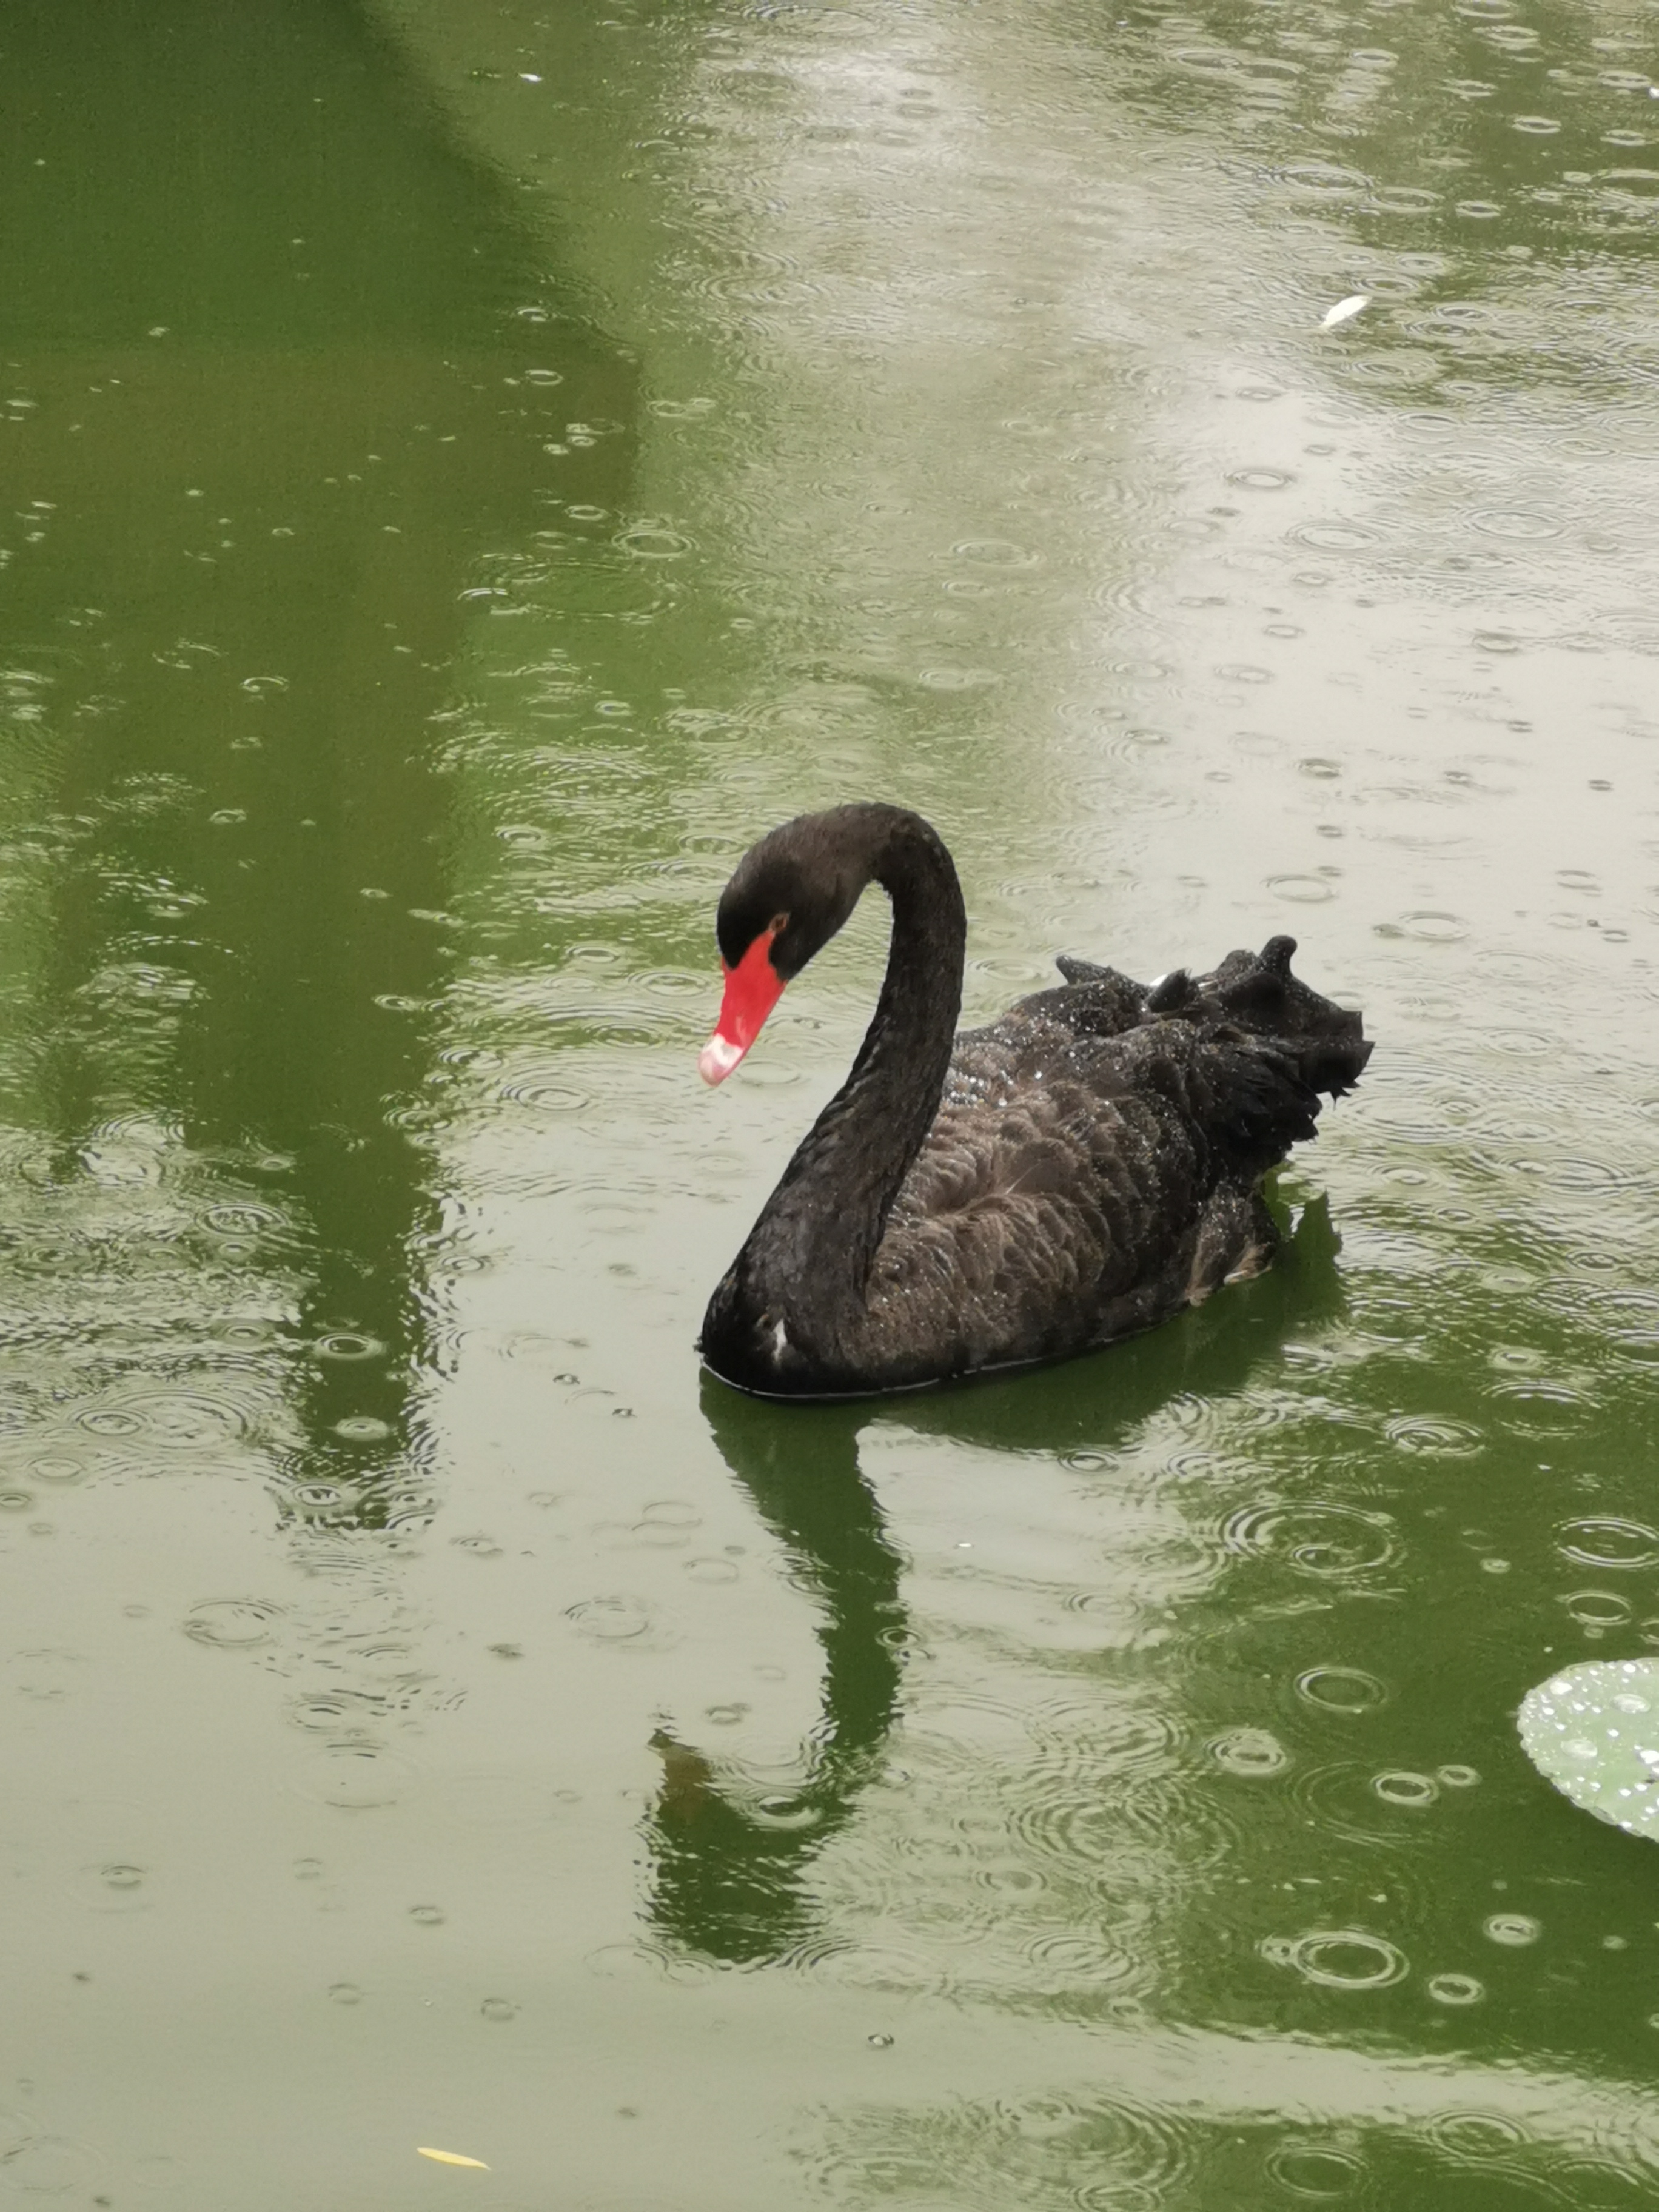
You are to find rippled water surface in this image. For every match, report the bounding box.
[5,0,1659,2204]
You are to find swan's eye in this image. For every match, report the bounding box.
[768,912,789,937]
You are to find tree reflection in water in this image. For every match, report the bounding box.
[0,0,635,1533]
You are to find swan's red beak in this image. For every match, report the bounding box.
[699,928,785,1086]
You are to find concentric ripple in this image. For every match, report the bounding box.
[313,1331,386,1364]
[1224,1500,1400,1577]
[1483,1912,1541,1947]
[182,1598,285,1649]
[1208,1726,1290,1777]
[565,1593,679,1650]
[1295,1666,1390,1715]
[1552,2159,1655,2207]
[1263,1928,1409,1989]
[816,2086,1197,2212]
[0,2136,104,2194]
[1561,1589,1632,1630]
[1556,1517,1659,1570]
[1426,1972,1485,2006]
[1024,1930,1142,1990]
[291,1742,420,1811]
[1289,1758,1441,1848]
[1372,1769,1439,1809]
[1424,2110,1530,2162]
[1384,1415,1485,1458]
[75,1386,252,1449]
[1264,2141,1365,2199]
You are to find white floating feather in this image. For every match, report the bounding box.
[1320,294,1370,330]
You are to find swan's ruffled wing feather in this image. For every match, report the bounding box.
[863,1006,1339,1382]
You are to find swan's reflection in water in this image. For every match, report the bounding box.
[645,1195,1347,1965]
[647,1380,907,1966]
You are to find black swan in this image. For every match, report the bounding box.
[697,803,1370,1399]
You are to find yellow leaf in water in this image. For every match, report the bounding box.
[417,2148,491,2170]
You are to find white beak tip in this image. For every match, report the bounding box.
[699,1034,745,1087]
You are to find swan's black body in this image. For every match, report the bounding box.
[699,805,1370,1399]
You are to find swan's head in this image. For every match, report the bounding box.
[698,810,879,1085]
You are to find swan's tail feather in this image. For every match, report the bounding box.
[1054,952,1113,987]
[1049,938,1370,1101]
[1196,935,1372,1100]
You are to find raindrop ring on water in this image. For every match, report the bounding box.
[183,1597,285,1648]
[1295,1666,1389,1714]
[1426,2110,1527,2162]
[1372,1769,1438,1808]
[293,1743,420,1811]
[566,1594,655,1643]
[1270,1928,1409,1989]
[313,1331,386,1364]
[1483,1912,1540,1946]
[1385,1415,1484,1458]
[1264,2142,1365,2199]
[1557,1517,1659,1570]
[1209,1726,1290,1777]
[1225,1501,1399,1577]
[1563,1589,1632,1629]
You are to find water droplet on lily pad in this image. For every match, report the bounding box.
[1517,1657,1659,1840]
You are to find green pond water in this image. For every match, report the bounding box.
[4,0,1659,2204]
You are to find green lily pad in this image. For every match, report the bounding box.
[1517,1658,1659,1841]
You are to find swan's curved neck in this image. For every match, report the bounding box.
[732,813,965,1366]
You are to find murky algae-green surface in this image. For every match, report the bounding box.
[4,1,1659,2204]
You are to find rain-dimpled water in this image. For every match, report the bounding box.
[4,0,1659,2204]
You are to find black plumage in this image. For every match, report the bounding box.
[699,804,1371,1399]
